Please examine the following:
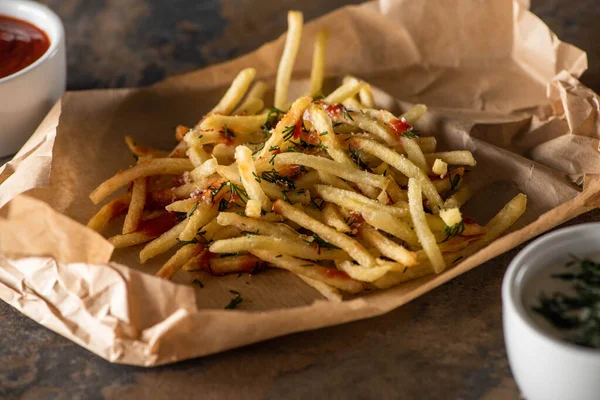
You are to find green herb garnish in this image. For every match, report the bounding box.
[223,124,236,138]
[341,105,354,121]
[225,290,243,309]
[282,125,296,141]
[261,169,296,189]
[533,256,600,348]
[187,200,200,217]
[192,279,204,288]
[400,129,420,141]
[441,222,465,242]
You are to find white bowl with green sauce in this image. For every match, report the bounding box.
[503,223,600,400]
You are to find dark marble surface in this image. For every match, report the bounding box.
[2,0,600,399]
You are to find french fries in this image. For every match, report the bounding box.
[309,29,328,97]
[275,11,303,109]
[87,10,527,302]
[90,158,193,204]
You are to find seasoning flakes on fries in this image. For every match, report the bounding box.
[87,10,527,302]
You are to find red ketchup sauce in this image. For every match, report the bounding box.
[0,15,50,79]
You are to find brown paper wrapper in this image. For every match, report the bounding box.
[1,0,599,366]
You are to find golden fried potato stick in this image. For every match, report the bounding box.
[90,158,193,204]
[362,213,419,247]
[275,11,303,109]
[122,177,147,234]
[321,203,351,233]
[408,178,445,273]
[358,224,417,266]
[400,104,427,125]
[425,151,477,167]
[236,145,271,212]
[87,193,131,233]
[274,153,387,189]
[140,219,188,263]
[125,136,168,158]
[296,275,342,302]
[216,212,303,243]
[273,199,376,268]
[210,67,256,115]
[210,235,350,261]
[325,77,363,104]
[256,96,312,159]
[309,29,328,97]
[250,249,365,293]
[233,81,268,115]
[316,185,408,218]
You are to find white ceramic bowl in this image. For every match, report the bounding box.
[0,0,66,157]
[503,223,600,400]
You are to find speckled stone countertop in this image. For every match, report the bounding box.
[2,1,599,399]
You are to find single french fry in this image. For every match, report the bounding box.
[316,185,408,218]
[208,254,264,275]
[210,67,256,115]
[156,243,201,280]
[324,78,363,104]
[321,203,351,233]
[361,210,419,247]
[261,183,311,205]
[338,261,393,282]
[236,145,271,211]
[109,212,181,248]
[90,158,193,204]
[484,193,527,242]
[217,212,302,242]
[358,224,417,266]
[169,140,188,158]
[296,274,342,302]
[140,219,188,263]
[179,201,219,241]
[273,199,376,267]
[235,98,264,116]
[408,178,445,273]
[190,158,219,182]
[425,151,477,167]
[122,177,147,234]
[210,235,350,261]
[274,153,386,189]
[87,193,131,232]
[165,198,200,213]
[444,185,473,209]
[245,199,262,218]
[187,144,210,167]
[125,136,168,158]
[233,81,268,114]
[317,171,355,192]
[198,113,269,134]
[372,262,434,289]
[400,104,427,125]
[109,231,155,248]
[274,11,303,109]
[309,29,328,96]
[358,83,376,108]
[250,249,364,293]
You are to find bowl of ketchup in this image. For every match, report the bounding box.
[0,0,65,157]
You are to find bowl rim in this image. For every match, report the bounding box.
[0,0,64,85]
[503,222,600,360]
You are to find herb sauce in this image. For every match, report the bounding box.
[526,255,600,348]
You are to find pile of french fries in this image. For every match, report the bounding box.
[87,11,527,302]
